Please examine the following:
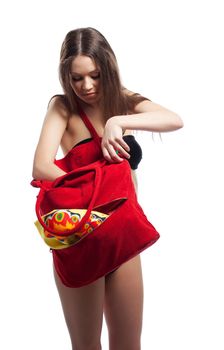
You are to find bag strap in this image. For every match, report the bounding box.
[35,162,104,236]
[76,103,102,148]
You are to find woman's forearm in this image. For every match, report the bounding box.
[110,110,184,133]
[32,162,67,181]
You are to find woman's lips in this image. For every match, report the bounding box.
[84,92,97,96]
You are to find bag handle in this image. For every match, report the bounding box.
[34,162,104,236]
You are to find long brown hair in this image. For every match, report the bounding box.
[58,27,150,120]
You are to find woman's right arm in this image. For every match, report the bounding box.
[32,96,69,181]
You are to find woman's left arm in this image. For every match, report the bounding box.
[111,99,184,133]
[101,99,183,163]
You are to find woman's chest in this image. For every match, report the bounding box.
[61,113,105,155]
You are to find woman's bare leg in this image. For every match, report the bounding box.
[53,266,105,350]
[104,254,144,350]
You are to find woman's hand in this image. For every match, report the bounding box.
[101,116,130,163]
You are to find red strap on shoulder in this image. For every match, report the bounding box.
[76,103,102,148]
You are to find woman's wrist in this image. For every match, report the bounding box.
[107,115,127,132]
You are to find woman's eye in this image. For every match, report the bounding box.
[72,77,81,81]
[71,74,100,82]
[91,74,100,79]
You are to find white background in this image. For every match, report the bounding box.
[0,0,223,349]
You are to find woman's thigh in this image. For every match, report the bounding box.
[53,265,105,350]
[104,254,144,350]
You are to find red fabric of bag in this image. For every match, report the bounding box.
[31,104,160,287]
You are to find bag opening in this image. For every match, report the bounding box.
[93,197,127,215]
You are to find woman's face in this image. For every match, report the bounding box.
[69,55,102,105]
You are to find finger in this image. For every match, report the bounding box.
[109,140,130,159]
[112,145,130,159]
[101,146,113,162]
[107,143,124,162]
[104,144,123,162]
[101,144,123,163]
[120,139,130,152]
[116,145,130,159]
[110,138,130,152]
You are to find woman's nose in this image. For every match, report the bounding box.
[82,77,93,91]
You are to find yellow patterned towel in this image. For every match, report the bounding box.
[34,209,108,249]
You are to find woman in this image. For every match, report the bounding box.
[32,27,183,350]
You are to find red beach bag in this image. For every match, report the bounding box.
[31,105,160,287]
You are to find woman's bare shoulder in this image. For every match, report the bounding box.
[47,94,75,117]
